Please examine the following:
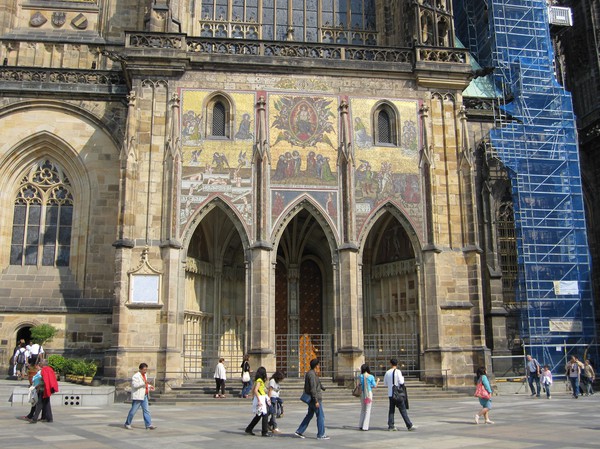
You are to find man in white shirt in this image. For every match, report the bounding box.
[383,358,415,431]
[28,342,44,365]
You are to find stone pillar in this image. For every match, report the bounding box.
[336,245,363,380]
[247,242,276,373]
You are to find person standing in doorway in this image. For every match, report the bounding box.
[526,354,541,398]
[124,363,156,430]
[383,358,416,431]
[214,357,227,398]
[295,358,329,440]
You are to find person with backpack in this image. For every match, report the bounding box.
[13,343,27,380]
[526,354,541,398]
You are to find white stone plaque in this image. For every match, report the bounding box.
[130,274,160,304]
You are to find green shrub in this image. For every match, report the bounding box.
[72,359,87,376]
[63,358,75,375]
[30,324,58,345]
[85,360,98,377]
[47,354,66,374]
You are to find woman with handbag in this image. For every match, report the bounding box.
[357,363,379,431]
[474,366,493,424]
[240,354,252,398]
[245,366,272,437]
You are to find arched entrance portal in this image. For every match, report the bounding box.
[275,208,334,377]
[362,210,420,376]
[183,205,246,378]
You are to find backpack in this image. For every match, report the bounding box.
[16,349,26,365]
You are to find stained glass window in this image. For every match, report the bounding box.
[10,160,73,267]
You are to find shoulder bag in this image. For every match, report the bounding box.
[474,381,491,400]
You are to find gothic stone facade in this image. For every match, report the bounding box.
[0,0,501,388]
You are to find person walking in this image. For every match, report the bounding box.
[29,360,59,423]
[358,363,379,431]
[124,363,156,430]
[540,365,553,399]
[383,358,415,431]
[244,366,272,437]
[525,354,541,398]
[474,366,494,424]
[566,355,584,398]
[214,357,227,398]
[582,359,595,396]
[13,343,27,380]
[295,358,329,440]
[268,370,284,433]
[240,354,252,398]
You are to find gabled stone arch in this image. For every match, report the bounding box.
[0,99,123,150]
[358,201,422,262]
[271,195,339,261]
[181,196,251,256]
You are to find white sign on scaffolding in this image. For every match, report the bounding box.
[549,319,582,333]
[553,280,579,295]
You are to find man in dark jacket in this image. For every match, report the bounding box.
[295,358,329,440]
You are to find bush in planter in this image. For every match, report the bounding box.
[47,354,66,376]
[85,360,98,378]
[72,360,87,381]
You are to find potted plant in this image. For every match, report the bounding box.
[63,358,75,382]
[72,359,87,383]
[47,354,66,380]
[83,361,97,385]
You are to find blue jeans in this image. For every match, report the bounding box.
[528,373,541,396]
[241,379,252,397]
[296,400,325,437]
[388,397,413,429]
[569,377,580,398]
[125,395,152,427]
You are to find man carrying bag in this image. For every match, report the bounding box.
[383,358,416,431]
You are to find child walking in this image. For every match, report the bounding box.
[540,365,553,399]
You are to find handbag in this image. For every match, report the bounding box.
[391,369,406,403]
[242,371,251,383]
[474,381,491,400]
[352,379,362,397]
[300,392,312,404]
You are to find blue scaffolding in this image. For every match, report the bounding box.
[454,0,596,372]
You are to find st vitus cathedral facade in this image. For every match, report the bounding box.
[0,0,509,389]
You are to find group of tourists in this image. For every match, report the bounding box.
[526,353,595,400]
[11,339,45,381]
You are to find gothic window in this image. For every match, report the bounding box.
[373,103,399,146]
[198,0,377,44]
[206,95,232,139]
[212,102,226,136]
[10,160,73,267]
[497,201,518,306]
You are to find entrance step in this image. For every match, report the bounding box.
[150,377,467,405]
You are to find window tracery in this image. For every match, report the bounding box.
[10,160,73,267]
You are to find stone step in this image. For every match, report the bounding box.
[150,377,468,405]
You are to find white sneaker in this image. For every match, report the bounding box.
[474,414,480,424]
[485,420,494,424]
[408,426,417,431]
[124,424,132,430]
[294,432,305,439]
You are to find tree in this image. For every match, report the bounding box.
[30,324,58,345]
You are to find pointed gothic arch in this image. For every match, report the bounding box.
[0,132,92,274]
